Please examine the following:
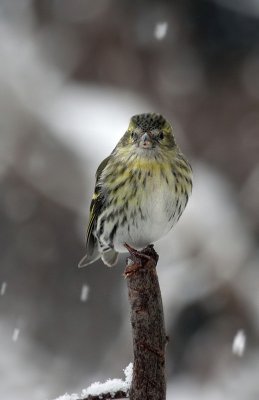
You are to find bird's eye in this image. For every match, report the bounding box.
[159,132,164,140]
[131,131,137,140]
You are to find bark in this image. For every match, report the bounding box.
[124,245,167,400]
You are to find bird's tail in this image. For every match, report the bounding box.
[78,233,118,268]
[101,249,119,267]
[78,247,119,268]
[78,248,101,268]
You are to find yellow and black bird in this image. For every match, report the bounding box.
[79,113,192,267]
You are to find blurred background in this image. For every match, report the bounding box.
[0,0,259,399]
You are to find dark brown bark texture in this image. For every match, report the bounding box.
[125,245,167,400]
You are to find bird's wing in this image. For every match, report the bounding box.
[85,155,111,255]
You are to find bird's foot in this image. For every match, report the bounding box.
[124,243,158,277]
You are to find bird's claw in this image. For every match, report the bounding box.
[124,243,158,277]
[124,243,151,262]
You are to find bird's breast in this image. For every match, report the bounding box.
[110,165,184,251]
[98,154,192,253]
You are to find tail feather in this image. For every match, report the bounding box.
[78,249,101,268]
[101,249,119,267]
[79,229,101,267]
[78,236,119,267]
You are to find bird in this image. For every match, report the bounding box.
[79,112,192,267]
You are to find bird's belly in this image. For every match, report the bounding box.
[114,220,170,252]
[113,185,180,252]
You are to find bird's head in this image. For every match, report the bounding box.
[118,113,176,157]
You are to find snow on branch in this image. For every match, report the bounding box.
[81,363,132,399]
[54,363,132,400]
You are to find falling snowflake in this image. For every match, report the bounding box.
[232,330,246,357]
[80,284,89,302]
[1,281,7,296]
[154,22,168,40]
[12,328,20,342]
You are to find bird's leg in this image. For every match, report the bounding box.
[124,243,158,263]
[139,244,159,264]
[124,243,159,276]
[124,243,150,262]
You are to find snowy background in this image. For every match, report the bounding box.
[0,1,259,399]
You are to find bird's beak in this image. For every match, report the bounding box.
[139,132,153,149]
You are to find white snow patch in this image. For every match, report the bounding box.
[81,363,133,398]
[80,284,89,302]
[12,328,20,342]
[82,379,125,398]
[154,22,168,40]
[123,363,133,386]
[232,330,246,357]
[52,363,132,400]
[1,281,7,295]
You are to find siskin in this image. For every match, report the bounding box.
[79,113,192,267]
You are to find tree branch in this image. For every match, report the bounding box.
[58,246,167,400]
[124,245,167,400]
